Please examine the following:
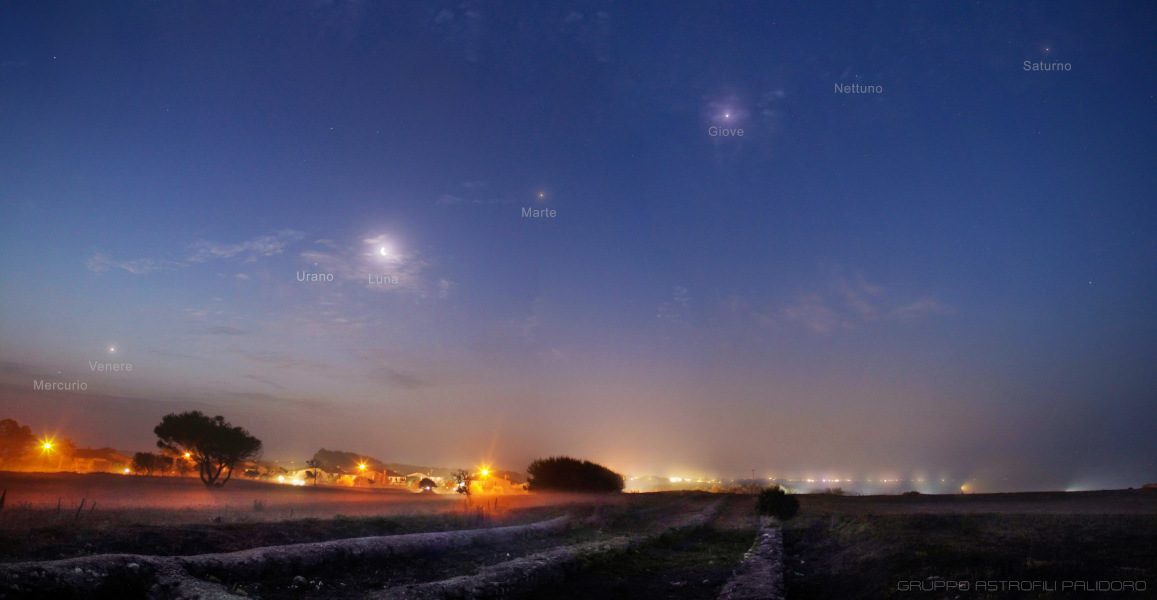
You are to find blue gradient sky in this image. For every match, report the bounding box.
[2,1,1155,491]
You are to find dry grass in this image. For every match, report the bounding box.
[783,490,1157,599]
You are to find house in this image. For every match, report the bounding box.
[468,472,525,495]
[331,467,360,486]
[383,469,407,486]
[283,468,318,485]
[71,448,131,474]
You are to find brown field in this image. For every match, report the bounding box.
[0,471,642,563]
[797,488,1157,515]
[1,473,1155,598]
[786,490,1157,600]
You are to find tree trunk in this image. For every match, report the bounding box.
[217,463,234,487]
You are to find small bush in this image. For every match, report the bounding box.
[756,485,799,520]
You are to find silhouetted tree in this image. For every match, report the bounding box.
[154,411,262,487]
[131,451,159,475]
[0,418,36,467]
[755,485,800,520]
[453,469,472,497]
[526,456,624,493]
[418,477,437,492]
[131,451,173,475]
[306,459,321,486]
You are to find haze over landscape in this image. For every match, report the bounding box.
[2,2,1155,493]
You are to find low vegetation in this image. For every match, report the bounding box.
[755,485,799,520]
[782,511,1157,599]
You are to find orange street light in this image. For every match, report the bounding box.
[359,463,366,470]
[184,452,191,459]
[42,441,52,451]
[481,469,489,476]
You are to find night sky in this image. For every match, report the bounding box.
[2,1,1155,492]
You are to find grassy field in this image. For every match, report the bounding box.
[786,490,1157,599]
[2,473,1155,599]
[0,471,663,563]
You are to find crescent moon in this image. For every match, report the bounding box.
[380,247,388,256]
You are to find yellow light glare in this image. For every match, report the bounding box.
[43,442,52,450]
[123,468,130,474]
[184,452,191,459]
[359,464,366,470]
[481,469,489,476]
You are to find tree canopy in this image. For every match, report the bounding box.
[526,456,625,493]
[154,411,262,487]
[0,418,36,466]
[310,448,385,472]
[131,451,173,476]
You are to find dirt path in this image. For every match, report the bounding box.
[519,495,755,600]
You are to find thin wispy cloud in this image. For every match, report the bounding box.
[203,326,249,336]
[350,348,435,390]
[85,255,182,275]
[782,293,846,334]
[187,230,304,263]
[86,230,304,275]
[436,181,515,205]
[781,272,955,334]
[231,350,334,373]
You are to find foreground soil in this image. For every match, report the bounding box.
[0,506,576,563]
[524,495,757,600]
[4,472,1156,599]
[784,493,1157,599]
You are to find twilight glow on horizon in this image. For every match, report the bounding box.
[1,2,1155,492]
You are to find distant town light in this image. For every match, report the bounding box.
[278,476,285,483]
[123,468,130,474]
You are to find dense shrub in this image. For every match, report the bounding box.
[756,485,800,520]
[526,456,624,493]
